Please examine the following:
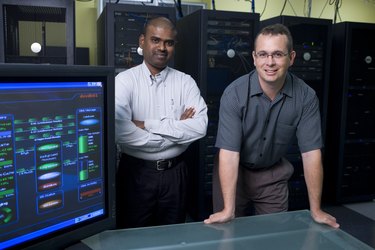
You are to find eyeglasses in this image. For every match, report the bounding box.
[254,51,289,60]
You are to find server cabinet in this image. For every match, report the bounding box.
[261,16,332,210]
[97,3,175,73]
[175,9,259,220]
[325,22,375,203]
[0,0,75,65]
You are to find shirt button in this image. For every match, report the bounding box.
[259,154,263,157]
[263,137,266,140]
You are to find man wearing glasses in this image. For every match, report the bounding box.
[204,23,339,228]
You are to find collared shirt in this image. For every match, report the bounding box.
[115,62,208,160]
[215,70,322,168]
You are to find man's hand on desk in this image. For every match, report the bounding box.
[311,209,340,228]
[203,210,235,224]
[203,209,340,229]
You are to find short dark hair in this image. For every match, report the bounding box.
[142,16,177,37]
[254,23,293,52]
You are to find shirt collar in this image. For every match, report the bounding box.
[280,73,293,98]
[249,71,263,97]
[141,61,169,86]
[250,71,293,98]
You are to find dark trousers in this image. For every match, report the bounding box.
[116,153,188,228]
[213,157,294,216]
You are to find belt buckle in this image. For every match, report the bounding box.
[156,160,172,171]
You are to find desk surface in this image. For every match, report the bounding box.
[81,210,373,250]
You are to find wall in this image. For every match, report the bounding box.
[75,0,98,65]
[75,0,375,65]
[212,0,375,23]
[19,22,66,56]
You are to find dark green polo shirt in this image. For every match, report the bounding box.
[215,70,322,169]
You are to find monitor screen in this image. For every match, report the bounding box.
[0,64,116,249]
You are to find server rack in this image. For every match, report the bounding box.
[325,22,375,203]
[97,3,175,73]
[0,0,75,64]
[175,9,259,220]
[260,16,332,210]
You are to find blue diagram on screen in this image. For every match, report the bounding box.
[0,81,106,248]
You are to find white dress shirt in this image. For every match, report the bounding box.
[115,62,208,160]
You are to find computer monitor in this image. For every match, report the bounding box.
[0,64,116,249]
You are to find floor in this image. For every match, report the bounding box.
[324,200,375,249]
[344,202,375,221]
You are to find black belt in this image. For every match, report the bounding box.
[121,153,182,171]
